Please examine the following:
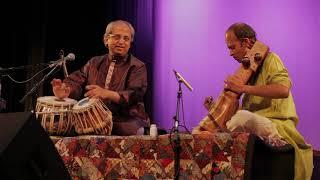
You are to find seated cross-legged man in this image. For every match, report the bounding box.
[193,22,313,180]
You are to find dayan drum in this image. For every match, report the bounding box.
[35,96,77,135]
[72,98,113,135]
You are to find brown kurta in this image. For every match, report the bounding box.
[64,54,150,135]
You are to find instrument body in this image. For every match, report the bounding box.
[35,96,77,135]
[72,98,113,135]
[199,41,269,132]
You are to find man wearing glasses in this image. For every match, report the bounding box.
[51,20,150,135]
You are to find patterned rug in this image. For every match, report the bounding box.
[51,132,288,179]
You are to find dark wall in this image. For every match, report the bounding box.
[1,0,154,120]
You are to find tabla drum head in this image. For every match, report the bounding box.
[37,96,77,106]
[72,97,98,110]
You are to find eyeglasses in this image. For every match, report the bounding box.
[108,34,131,42]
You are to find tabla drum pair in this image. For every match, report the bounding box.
[35,96,112,136]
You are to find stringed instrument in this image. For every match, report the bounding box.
[198,40,269,132]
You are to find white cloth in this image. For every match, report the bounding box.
[226,110,282,139]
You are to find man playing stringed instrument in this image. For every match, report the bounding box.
[193,22,313,180]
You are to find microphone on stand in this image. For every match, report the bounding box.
[19,52,75,104]
[173,69,193,91]
[49,53,75,68]
[49,53,75,78]
[172,69,194,179]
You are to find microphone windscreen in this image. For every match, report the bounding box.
[66,53,75,61]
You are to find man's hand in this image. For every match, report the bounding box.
[192,127,214,136]
[51,78,70,99]
[224,75,244,94]
[225,75,290,98]
[203,96,214,110]
[85,85,120,103]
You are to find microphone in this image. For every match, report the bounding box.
[173,69,193,91]
[49,53,75,77]
[49,53,75,68]
[62,53,75,77]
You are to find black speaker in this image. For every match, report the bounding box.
[245,134,295,180]
[0,111,71,180]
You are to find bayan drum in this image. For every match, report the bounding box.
[72,98,113,135]
[35,96,77,135]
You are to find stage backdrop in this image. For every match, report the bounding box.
[153,0,320,149]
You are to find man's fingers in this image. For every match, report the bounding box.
[64,86,71,93]
[51,79,62,86]
[84,90,91,98]
[84,89,96,98]
[204,96,213,103]
[85,85,99,90]
[91,95,99,99]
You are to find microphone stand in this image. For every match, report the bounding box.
[19,63,60,104]
[173,78,183,180]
